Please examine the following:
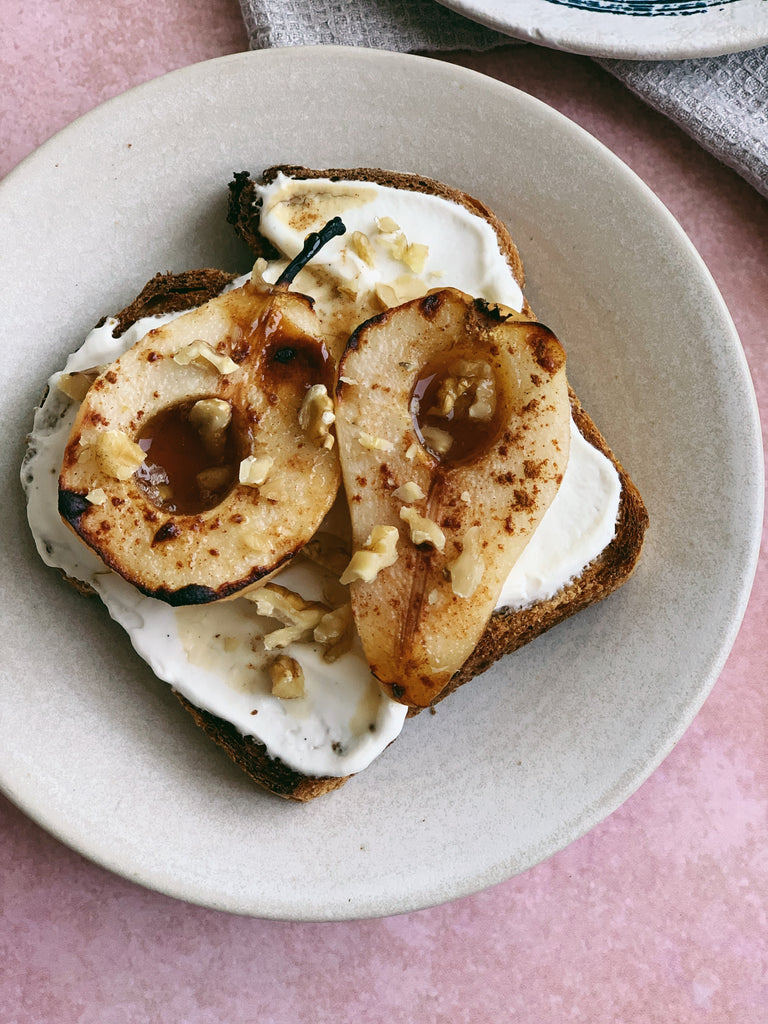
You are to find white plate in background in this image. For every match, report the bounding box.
[438,0,768,59]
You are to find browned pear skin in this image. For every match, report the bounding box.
[334,288,570,708]
[58,276,340,604]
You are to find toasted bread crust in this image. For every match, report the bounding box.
[108,268,238,337]
[175,694,347,801]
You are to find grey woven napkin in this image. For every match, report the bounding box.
[599,50,768,199]
[237,0,768,200]
[238,0,511,51]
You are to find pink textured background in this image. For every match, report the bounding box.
[1,2,766,1021]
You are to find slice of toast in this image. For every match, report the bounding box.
[49,168,647,799]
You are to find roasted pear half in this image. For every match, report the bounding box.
[334,288,570,708]
[58,224,345,605]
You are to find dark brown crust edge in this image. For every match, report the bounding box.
[174,694,348,801]
[107,268,238,337]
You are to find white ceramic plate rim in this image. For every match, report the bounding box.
[437,0,768,59]
[0,47,762,920]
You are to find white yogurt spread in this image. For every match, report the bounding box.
[21,174,621,779]
[255,172,525,319]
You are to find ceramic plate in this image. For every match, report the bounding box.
[438,0,768,59]
[0,47,761,921]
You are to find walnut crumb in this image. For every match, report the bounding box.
[239,455,274,486]
[392,481,425,503]
[449,526,484,598]
[57,367,104,402]
[269,655,305,699]
[349,231,376,267]
[340,525,399,585]
[248,583,327,650]
[400,507,446,551]
[298,384,335,449]
[173,340,237,375]
[357,431,394,452]
[93,430,145,480]
[189,398,231,457]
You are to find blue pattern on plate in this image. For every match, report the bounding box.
[543,0,741,15]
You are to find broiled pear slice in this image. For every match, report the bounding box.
[334,288,570,708]
[58,230,344,605]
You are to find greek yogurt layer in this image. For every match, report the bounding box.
[22,176,622,779]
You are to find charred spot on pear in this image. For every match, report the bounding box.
[58,221,346,604]
[335,288,570,708]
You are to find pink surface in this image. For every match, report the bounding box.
[2,3,766,1021]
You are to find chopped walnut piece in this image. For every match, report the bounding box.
[402,242,429,273]
[376,216,401,234]
[400,507,446,551]
[172,340,238,375]
[250,257,270,285]
[247,583,327,650]
[449,526,485,598]
[85,487,107,505]
[269,655,305,699]
[382,230,408,262]
[314,603,354,663]
[393,275,428,302]
[431,360,495,422]
[357,431,393,452]
[93,430,146,480]
[420,424,453,455]
[336,273,361,300]
[373,276,427,310]
[377,225,429,273]
[57,367,104,402]
[469,378,495,421]
[298,384,335,449]
[239,455,274,486]
[189,398,232,457]
[392,481,425,503]
[349,230,376,267]
[373,282,399,310]
[340,525,399,585]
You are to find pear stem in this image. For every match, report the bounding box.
[275,217,346,288]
